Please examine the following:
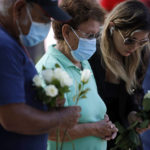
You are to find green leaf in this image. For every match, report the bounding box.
[78,83,82,91]
[143,98,150,112]
[115,134,124,144]
[79,88,90,97]
[115,122,125,133]
[79,91,86,97]
[80,95,87,99]
[51,79,61,88]
[73,95,76,102]
[84,88,90,93]
[55,63,60,68]
[128,121,139,130]
[139,120,150,128]
[42,65,46,70]
[49,97,57,108]
[59,86,70,94]
[128,130,141,146]
[117,137,131,149]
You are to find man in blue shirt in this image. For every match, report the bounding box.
[0,0,81,150]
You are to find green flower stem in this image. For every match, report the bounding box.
[66,131,75,150]
[75,82,84,105]
[59,128,75,150]
[60,129,68,150]
[56,128,60,150]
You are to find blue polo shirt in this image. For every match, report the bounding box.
[0,26,48,150]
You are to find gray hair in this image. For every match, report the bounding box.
[0,0,16,16]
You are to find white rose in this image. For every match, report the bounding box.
[53,68,73,87]
[42,69,54,83]
[45,85,58,97]
[60,71,73,87]
[81,69,92,83]
[33,75,43,87]
[144,91,150,99]
[53,68,64,80]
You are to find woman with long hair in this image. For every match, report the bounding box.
[89,0,150,149]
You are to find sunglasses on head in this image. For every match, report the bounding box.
[118,29,150,47]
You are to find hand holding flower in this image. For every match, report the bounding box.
[111,91,150,150]
[128,111,142,125]
[57,106,81,129]
[55,97,66,107]
[33,64,73,109]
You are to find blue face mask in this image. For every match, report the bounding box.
[18,8,51,47]
[65,28,96,62]
[20,22,51,47]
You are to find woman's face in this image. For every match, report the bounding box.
[112,29,150,56]
[68,19,101,50]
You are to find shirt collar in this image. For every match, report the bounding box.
[47,45,87,69]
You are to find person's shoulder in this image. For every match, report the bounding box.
[36,51,60,73]
[45,45,64,67]
[0,27,22,53]
[0,27,15,44]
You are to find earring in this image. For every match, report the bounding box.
[110,27,115,35]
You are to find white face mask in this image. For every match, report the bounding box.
[65,27,96,62]
[17,8,51,47]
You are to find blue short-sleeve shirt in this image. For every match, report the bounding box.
[0,26,48,150]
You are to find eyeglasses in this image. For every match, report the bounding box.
[77,29,100,39]
[71,26,100,39]
[118,29,150,47]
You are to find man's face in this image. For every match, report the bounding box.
[19,2,51,35]
[28,3,51,24]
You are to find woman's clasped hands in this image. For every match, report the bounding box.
[93,114,118,141]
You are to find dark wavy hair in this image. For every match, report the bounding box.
[52,0,105,41]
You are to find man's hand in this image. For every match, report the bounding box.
[55,97,65,107]
[58,106,81,129]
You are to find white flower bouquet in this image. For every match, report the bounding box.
[33,64,73,109]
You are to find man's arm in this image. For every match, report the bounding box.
[49,116,118,141]
[0,103,81,135]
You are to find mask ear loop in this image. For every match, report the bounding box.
[26,7,33,22]
[71,27,79,39]
[64,37,73,50]
[16,19,23,35]
[64,27,78,50]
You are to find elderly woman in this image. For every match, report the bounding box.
[89,0,150,149]
[36,0,118,150]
